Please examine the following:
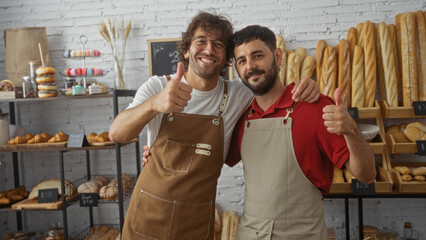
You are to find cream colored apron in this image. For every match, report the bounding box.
[238,105,327,240]
[122,80,228,240]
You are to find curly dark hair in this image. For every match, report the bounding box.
[231,25,277,58]
[178,12,234,71]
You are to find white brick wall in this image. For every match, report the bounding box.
[0,0,425,239]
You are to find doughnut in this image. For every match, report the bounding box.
[36,75,56,83]
[36,67,55,76]
[37,82,57,91]
[38,90,57,98]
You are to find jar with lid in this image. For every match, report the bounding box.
[402,222,420,240]
[45,223,65,240]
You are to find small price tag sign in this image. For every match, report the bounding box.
[347,107,359,121]
[351,179,375,195]
[38,188,59,203]
[412,101,426,116]
[79,193,98,207]
[416,141,426,156]
[67,134,89,148]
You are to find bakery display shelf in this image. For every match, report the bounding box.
[385,133,418,153]
[388,161,426,193]
[379,101,425,119]
[59,70,109,78]
[58,88,112,97]
[329,153,393,194]
[72,224,119,240]
[357,100,381,119]
[368,132,386,154]
[0,93,113,103]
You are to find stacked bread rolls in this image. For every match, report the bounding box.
[394,165,426,182]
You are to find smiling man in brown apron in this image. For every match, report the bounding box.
[110,13,322,239]
[226,25,376,239]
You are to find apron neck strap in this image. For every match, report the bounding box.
[166,75,228,117]
[246,101,296,127]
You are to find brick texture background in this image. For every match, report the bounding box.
[0,0,425,239]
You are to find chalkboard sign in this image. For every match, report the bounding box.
[67,134,89,148]
[413,101,426,116]
[79,193,98,207]
[38,188,59,203]
[416,141,426,156]
[148,38,181,76]
[347,107,359,121]
[351,179,375,195]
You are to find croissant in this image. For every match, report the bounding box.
[95,132,110,142]
[48,131,69,143]
[87,132,97,142]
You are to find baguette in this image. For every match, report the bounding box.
[333,167,345,183]
[286,52,301,84]
[357,22,365,49]
[277,34,287,85]
[338,39,351,106]
[388,24,403,106]
[300,56,315,80]
[351,45,365,108]
[221,212,230,240]
[347,27,358,62]
[406,12,419,103]
[415,10,426,100]
[378,22,398,107]
[295,47,306,66]
[377,22,387,104]
[320,46,337,98]
[362,21,377,107]
[316,40,327,82]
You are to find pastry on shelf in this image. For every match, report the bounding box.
[48,131,69,143]
[27,132,53,144]
[36,66,58,98]
[88,83,108,95]
[8,133,34,145]
[72,85,85,95]
[63,49,101,58]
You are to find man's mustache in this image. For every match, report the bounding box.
[245,69,265,79]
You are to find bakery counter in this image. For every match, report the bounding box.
[0,92,113,103]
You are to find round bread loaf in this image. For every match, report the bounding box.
[77,181,100,193]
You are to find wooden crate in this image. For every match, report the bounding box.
[358,101,381,119]
[329,154,393,194]
[379,101,423,119]
[369,132,387,154]
[388,161,426,193]
[385,133,418,153]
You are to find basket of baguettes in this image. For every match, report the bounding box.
[315,10,425,113]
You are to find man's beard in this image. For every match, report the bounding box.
[242,60,278,96]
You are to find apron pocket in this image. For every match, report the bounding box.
[238,215,273,240]
[131,190,173,239]
[169,200,213,239]
[164,139,195,173]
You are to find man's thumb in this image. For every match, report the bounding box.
[333,87,342,105]
[172,62,184,81]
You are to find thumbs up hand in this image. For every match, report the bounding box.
[153,62,193,113]
[322,88,357,136]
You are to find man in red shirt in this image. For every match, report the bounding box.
[227,25,376,239]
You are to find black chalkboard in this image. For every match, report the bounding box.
[351,179,375,195]
[347,107,359,121]
[148,38,181,76]
[38,188,59,203]
[79,193,98,207]
[412,101,426,116]
[416,141,426,156]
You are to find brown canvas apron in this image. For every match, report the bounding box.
[122,80,228,240]
[238,105,327,240]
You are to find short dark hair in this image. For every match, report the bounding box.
[178,12,234,70]
[231,25,277,58]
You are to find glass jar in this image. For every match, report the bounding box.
[402,222,420,240]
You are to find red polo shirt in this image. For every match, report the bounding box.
[225,83,349,194]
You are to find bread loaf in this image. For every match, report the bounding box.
[338,39,351,106]
[77,181,100,193]
[391,131,410,143]
[376,22,387,104]
[414,175,425,181]
[347,27,358,60]
[87,132,97,142]
[362,21,377,107]
[286,52,300,85]
[404,121,426,142]
[99,185,118,201]
[343,169,355,182]
[94,175,109,186]
[320,46,337,98]
[215,206,221,234]
[398,13,419,106]
[357,22,365,49]
[300,56,315,80]
[401,174,412,181]
[276,34,287,85]
[413,166,426,176]
[415,10,426,101]
[95,132,110,142]
[316,40,327,82]
[351,45,365,108]
[394,166,411,175]
[295,47,306,65]
[28,179,76,199]
[388,24,403,106]
[333,167,345,183]
[378,22,398,107]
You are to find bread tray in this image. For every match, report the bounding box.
[11,194,78,210]
[389,161,426,193]
[379,101,423,119]
[88,141,115,146]
[385,134,418,153]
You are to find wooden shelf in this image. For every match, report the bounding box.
[379,101,424,119]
